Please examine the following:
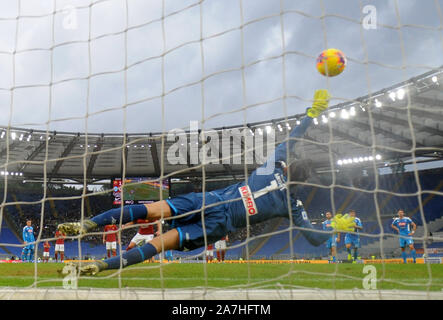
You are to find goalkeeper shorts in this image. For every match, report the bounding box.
[166,192,230,251]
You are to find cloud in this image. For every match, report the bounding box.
[0,0,442,135]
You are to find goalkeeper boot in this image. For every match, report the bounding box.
[64,260,107,276]
[57,220,98,236]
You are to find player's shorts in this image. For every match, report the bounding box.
[24,244,35,251]
[326,236,337,249]
[399,236,413,248]
[206,248,213,256]
[55,244,64,252]
[43,251,49,257]
[215,240,227,250]
[166,192,230,251]
[131,233,154,246]
[106,241,117,250]
[344,234,360,248]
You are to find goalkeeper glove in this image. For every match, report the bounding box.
[331,213,356,232]
[307,89,330,118]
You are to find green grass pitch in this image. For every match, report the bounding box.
[0,262,442,291]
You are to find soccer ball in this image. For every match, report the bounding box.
[316,48,347,77]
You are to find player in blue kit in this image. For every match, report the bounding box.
[322,212,340,263]
[58,89,356,275]
[344,210,362,262]
[22,219,35,262]
[391,209,417,263]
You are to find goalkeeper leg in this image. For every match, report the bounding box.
[58,201,171,235]
[69,229,180,275]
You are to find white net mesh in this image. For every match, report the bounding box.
[0,0,443,300]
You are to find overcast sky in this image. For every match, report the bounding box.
[0,0,442,134]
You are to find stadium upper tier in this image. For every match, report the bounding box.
[0,68,442,180]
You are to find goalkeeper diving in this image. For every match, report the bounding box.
[58,89,356,275]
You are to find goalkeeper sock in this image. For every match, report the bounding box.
[102,242,158,270]
[353,248,358,260]
[411,249,416,262]
[401,251,407,263]
[91,205,148,227]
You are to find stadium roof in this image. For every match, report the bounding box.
[1,67,442,183]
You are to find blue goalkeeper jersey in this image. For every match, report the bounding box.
[207,117,326,245]
[23,226,35,243]
[392,217,413,236]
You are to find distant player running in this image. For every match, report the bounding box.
[391,209,417,264]
[344,210,362,262]
[22,219,35,263]
[124,219,161,262]
[58,89,355,275]
[124,219,161,251]
[322,212,340,263]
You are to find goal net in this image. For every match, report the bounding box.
[0,0,442,300]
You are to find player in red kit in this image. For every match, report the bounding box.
[124,219,161,262]
[103,223,120,258]
[205,243,214,263]
[215,235,229,262]
[55,230,65,262]
[43,241,51,263]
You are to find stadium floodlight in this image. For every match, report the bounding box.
[0,171,3,175]
[266,125,272,133]
[368,156,374,161]
[11,132,16,140]
[396,88,405,100]
[286,122,292,129]
[375,154,382,160]
[313,118,319,125]
[337,160,343,166]
[375,99,382,108]
[321,115,328,123]
[432,75,438,83]
[19,133,23,141]
[19,173,23,176]
[364,156,369,161]
[26,134,31,142]
[277,124,282,132]
[0,131,4,139]
[342,159,348,164]
[329,111,336,118]
[257,128,263,135]
[349,106,356,116]
[340,109,349,119]
[358,157,364,162]
[389,92,396,101]
[353,157,359,163]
